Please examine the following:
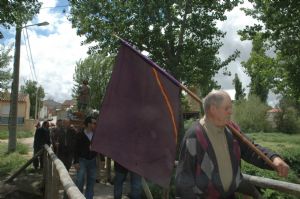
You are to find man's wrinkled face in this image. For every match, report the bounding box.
[211,95,232,127]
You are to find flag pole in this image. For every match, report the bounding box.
[113,34,276,170]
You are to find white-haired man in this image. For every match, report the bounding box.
[175,90,289,198]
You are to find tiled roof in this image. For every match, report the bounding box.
[0,92,28,102]
[62,99,75,106]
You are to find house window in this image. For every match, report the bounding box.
[0,117,25,125]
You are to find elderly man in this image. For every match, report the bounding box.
[175,90,289,199]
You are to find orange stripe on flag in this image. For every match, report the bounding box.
[151,68,178,144]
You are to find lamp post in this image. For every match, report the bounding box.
[8,21,49,152]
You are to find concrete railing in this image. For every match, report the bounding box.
[172,161,300,198]
[43,144,85,199]
[42,147,300,198]
[243,173,300,197]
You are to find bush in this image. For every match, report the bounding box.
[276,107,300,134]
[274,96,300,134]
[233,95,272,133]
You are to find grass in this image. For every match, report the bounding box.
[242,132,300,199]
[0,142,30,177]
[246,132,300,149]
[0,130,33,139]
[246,133,300,169]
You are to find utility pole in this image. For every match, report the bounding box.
[8,25,21,152]
[8,22,49,152]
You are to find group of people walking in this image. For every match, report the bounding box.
[33,90,290,199]
[33,115,141,199]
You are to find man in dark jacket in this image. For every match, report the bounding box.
[33,121,51,169]
[175,90,289,199]
[52,119,76,171]
[73,116,97,199]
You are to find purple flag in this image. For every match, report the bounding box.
[91,40,180,187]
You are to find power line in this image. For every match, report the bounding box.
[24,28,38,82]
[22,31,36,81]
[40,5,69,9]
[24,29,37,81]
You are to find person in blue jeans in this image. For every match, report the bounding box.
[114,162,142,199]
[73,116,97,199]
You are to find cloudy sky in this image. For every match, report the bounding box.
[0,1,278,106]
[1,0,89,103]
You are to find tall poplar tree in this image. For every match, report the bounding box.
[20,80,45,119]
[69,0,241,96]
[240,0,300,103]
[241,34,274,103]
[232,73,245,101]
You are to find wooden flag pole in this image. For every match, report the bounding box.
[178,84,276,170]
[226,123,276,170]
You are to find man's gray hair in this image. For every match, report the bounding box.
[203,90,228,114]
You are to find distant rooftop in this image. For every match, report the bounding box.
[62,99,75,107]
[267,108,282,113]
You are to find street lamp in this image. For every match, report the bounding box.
[26,21,49,28]
[8,21,49,152]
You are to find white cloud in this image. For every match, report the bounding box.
[224,89,236,100]
[214,2,257,92]
[17,0,89,102]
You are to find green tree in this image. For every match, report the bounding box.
[241,34,274,103]
[69,1,241,96]
[0,45,12,89]
[239,0,300,104]
[20,80,45,119]
[232,73,245,101]
[73,53,114,110]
